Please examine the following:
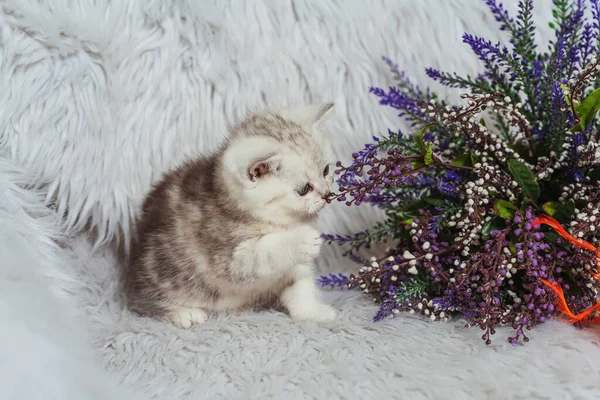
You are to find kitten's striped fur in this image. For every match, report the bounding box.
[127,104,337,327]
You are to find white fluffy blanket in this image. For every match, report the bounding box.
[2,0,600,399]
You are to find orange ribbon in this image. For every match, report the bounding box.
[531,215,597,253]
[531,215,600,324]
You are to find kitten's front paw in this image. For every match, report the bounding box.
[295,226,323,263]
[166,308,208,328]
[291,304,337,323]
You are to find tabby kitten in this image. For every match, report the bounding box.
[127,104,338,328]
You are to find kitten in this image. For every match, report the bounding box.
[126,104,338,328]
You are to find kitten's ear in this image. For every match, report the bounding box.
[248,154,282,181]
[311,103,335,124]
[280,103,334,126]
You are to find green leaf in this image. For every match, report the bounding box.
[553,199,575,221]
[452,152,478,167]
[451,153,473,167]
[544,231,559,243]
[411,160,426,170]
[423,197,446,207]
[424,143,434,165]
[507,159,540,201]
[560,83,579,133]
[508,142,532,160]
[413,123,436,153]
[479,118,487,127]
[471,153,478,166]
[402,200,429,213]
[520,198,529,210]
[481,216,505,237]
[494,199,519,219]
[542,201,561,216]
[575,87,600,132]
[560,83,572,107]
[590,168,600,183]
[395,276,432,301]
[509,235,517,254]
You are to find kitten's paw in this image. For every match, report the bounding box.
[166,308,209,328]
[291,304,337,323]
[296,226,323,262]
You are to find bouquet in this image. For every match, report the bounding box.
[320,0,600,344]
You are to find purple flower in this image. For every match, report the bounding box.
[432,296,459,310]
[550,0,586,77]
[382,56,430,100]
[483,0,514,31]
[325,0,600,346]
[462,33,513,68]
[373,289,398,322]
[571,168,584,182]
[579,23,595,67]
[437,181,460,197]
[317,273,350,290]
[592,0,600,37]
[370,86,428,125]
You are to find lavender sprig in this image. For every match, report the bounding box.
[323,0,600,346]
[317,273,350,290]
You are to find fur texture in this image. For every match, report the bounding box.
[0,0,553,263]
[4,1,600,399]
[0,156,132,400]
[127,106,337,327]
[84,238,600,400]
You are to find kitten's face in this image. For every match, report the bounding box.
[223,104,336,224]
[251,150,335,219]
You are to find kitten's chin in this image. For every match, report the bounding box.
[307,200,327,216]
[266,200,326,224]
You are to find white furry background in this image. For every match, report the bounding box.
[2,1,600,399]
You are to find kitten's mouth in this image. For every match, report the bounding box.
[309,199,327,215]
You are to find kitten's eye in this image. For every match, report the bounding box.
[297,183,313,196]
[323,165,330,177]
